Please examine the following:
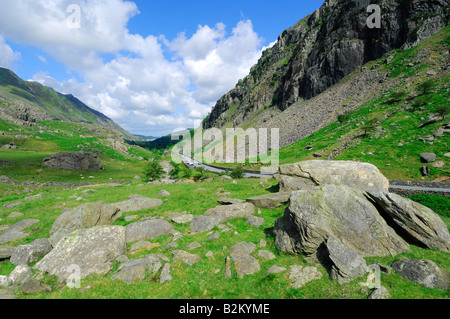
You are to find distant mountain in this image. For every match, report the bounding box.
[0,67,134,140]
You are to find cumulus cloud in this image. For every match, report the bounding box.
[0,36,21,69]
[1,0,265,136]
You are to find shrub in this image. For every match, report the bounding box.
[416,80,436,95]
[143,161,165,182]
[337,111,351,125]
[230,165,245,179]
[388,90,409,104]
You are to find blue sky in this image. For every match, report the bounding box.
[0,0,324,136]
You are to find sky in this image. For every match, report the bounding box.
[0,0,324,137]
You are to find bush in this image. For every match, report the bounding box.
[144,161,165,182]
[416,80,436,95]
[193,167,206,181]
[388,90,409,104]
[337,112,351,125]
[230,165,245,179]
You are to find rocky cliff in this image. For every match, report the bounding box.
[203,0,449,135]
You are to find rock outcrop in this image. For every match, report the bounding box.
[43,151,103,171]
[392,259,449,290]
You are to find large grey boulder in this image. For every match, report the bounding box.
[10,238,52,266]
[125,218,174,243]
[327,236,368,284]
[246,192,291,209]
[110,195,163,213]
[0,246,15,260]
[274,185,409,258]
[392,259,449,290]
[50,202,121,246]
[366,190,450,253]
[278,160,389,192]
[34,226,126,283]
[0,219,40,244]
[420,153,437,163]
[42,151,103,171]
[9,265,32,285]
[204,202,255,220]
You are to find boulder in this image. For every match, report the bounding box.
[204,202,255,220]
[49,202,121,245]
[0,246,15,260]
[274,185,409,257]
[125,218,174,243]
[158,190,171,197]
[392,259,449,290]
[34,226,126,283]
[278,160,389,192]
[229,242,260,279]
[289,265,322,289]
[10,238,52,266]
[9,265,33,285]
[19,278,52,294]
[172,250,201,266]
[112,257,162,284]
[217,197,245,205]
[246,216,265,228]
[326,236,368,284]
[246,192,291,209]
[190,215,226,234]
[160,263,172,284]
[420,153,437,163]
[368,286,390,299]
[42,151,103,171]
[110,195,163,213]
[366,190,450,253]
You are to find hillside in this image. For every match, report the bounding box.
[202,0,449,144]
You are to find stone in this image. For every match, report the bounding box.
[34,226,126,283]
[112,258,149,284]
[158,190,171,197]
[190,215,225,234]
[172,250,201,266]
[3,202,21,209]
[42,151,103,171]
[224,257,232,278]
[125,219,174,243]
[420,153,436,163]
[206,232,220,241]
[10,238,52,266]
[392,259,449,290]
[230,242,260,278]
[289,265,322,289]
[274,185,409,257]
[163,242,178,250]
[204,203,255,220]
[171,214,194,224]
[432,161,445,168]
[20,278,52,294]
[257,250,276,260]
[366,190,450,253]
[50,201,121,245]
[246,192,291,209]
[217,197,245,205]
[111,195,163,214]
[246,216,265,228]
[185,242,201,251]
[421,166,430,176]
[9,265,33,285]
[160,264,172,284]
[278,160,390,192]
[129,241,159,254]
[124,215,138,222]
[368,286,390,299]
[7,212,24,219]
[327,236,368,284]
[230,242,256,256]
[0,246,15,260]
[0,219,40,244]
[266,265,287,276]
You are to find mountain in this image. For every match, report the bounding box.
[0,67,134,140]
[202,0,449,149]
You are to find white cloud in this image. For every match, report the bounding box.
[0,36,21,69]
[2,0,265,136]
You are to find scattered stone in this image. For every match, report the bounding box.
[420,153,436,163]
[366,190,450,253]
[421,166,430,176]
[35,226,126,283]
[432,161,445,169]
[392,259,449,290]
[125,218,174,243]
[219,175,233,180]
[171,214,194,224]
[185,242,201,251]
[368,286,390,299]
[112,258,149,284]
[124,215,138,222]
[217,197,245,205]
[0,176,9,180]
[173,250,201,266]
[0,276,10,287]
[266,265,287,276]
[246,216,265,228]
[159,190,171,197]
[0,246,15,260]
[0,219,40,244]
[111,195,163,214]
[129,241,159,255]
[10,238,52,266]
[224,257,232,278]
[7,212,24,219]
[204,203,255,220]
[3,202,21,209]
[206,232,220,241]
[160,264,172,284]
[246,192,291,209]
[164,242,179,250]
[20,278,52,294]
[257,250,276,261]
[190,215,225,234]
[230,242,260,279]
[258,239,267,248]
[205,251,214,258]
[289,265,322,289]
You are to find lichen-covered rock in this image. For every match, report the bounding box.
[10,238,52,266]
[125,218,174,243]
[274,185,409,257]
[42,151,103,171]
[110,195,163,214]
[392,259,449,290]
[204,202,255,220]
[246,192,291,209]
[35,226,126,283]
